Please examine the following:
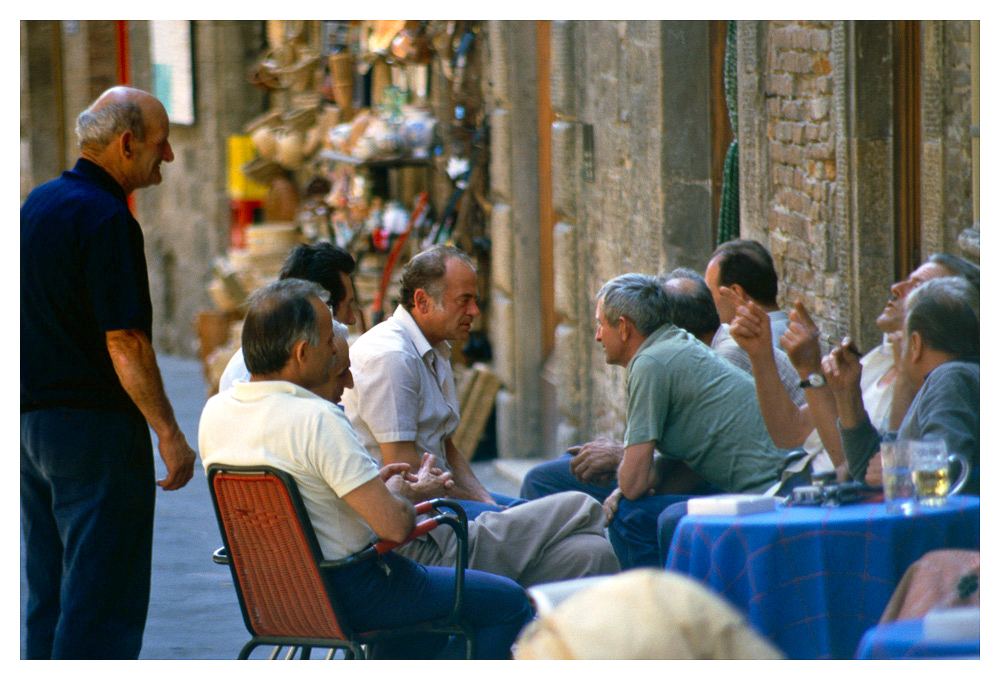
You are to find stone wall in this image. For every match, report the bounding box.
[128,21,267,356]
[498,21,715,452]
[938,20,974,258]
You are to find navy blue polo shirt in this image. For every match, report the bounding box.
[21,158,153,417]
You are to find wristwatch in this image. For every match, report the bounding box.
[798,373,826,389]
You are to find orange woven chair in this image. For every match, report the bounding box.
[207,464,473,659]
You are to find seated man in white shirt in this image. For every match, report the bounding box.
[219,242,357,391]
[343,245,620,586]
[199,279,532,659]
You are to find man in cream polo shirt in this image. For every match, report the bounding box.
[198,279,532,659]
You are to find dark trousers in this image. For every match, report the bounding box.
[21,407,155,659]
[519,453,617,503]
[607,494,703,569]
[327,551,533,659]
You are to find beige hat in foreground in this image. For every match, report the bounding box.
[515,569,784,660]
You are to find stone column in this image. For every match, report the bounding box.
[487,21,544,460]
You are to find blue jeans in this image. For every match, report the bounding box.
[607,495,702,570]
[327,551,533,659]
[454,491,528,521]
[20,408,155,659]
[656,501,691,566]
[519,453,617,503]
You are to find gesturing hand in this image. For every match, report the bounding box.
[378,462,412,482]
[821,337,863,395]
[720,286,773,360]
[781,301,823,373]
[407,452,456,499]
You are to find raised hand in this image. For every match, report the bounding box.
[781,301,823,374]
[720,286,773,359]
[821,337,863,395]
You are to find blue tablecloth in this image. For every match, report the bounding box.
[855,618,979,659]
[665,495,980,660]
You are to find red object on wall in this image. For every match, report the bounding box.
[230,199,263,249]
[116,20,137,214]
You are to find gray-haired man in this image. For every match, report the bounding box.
[21,87,195,659]
[594,273,786,569]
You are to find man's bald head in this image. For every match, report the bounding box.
[657,268,721,343]
[75,86,174,194]
[76,87,165,152]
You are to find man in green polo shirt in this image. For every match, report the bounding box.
[596,273,786,568]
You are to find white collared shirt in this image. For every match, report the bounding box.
[342,305,461,469]
[199,380,380,560]
[858,337,896,432]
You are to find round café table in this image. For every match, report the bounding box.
[664,495,980,659]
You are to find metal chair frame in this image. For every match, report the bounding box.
[207,464,474,659]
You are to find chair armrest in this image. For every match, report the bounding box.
[213,546,230,565]
[373,498,469,624]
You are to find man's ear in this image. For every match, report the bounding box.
[907,331,924,363]
[413,288,431,314]
[728,283,749,302]
[119,130,134,158]
[289,338,310,367]
[618,316,631,342]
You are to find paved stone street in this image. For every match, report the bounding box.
[20,354,521,659]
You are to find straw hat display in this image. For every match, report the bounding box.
[368,20,407,54]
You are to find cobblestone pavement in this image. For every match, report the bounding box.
[20,354,520,659]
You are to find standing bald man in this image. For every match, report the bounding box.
[21,87,196,659]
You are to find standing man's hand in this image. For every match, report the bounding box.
[568,438,623,485]
[156,428,197,490]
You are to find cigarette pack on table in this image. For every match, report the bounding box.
[686,494,777,516]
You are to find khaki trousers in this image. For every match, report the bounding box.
[396,491,621,588]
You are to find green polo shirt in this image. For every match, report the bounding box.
[624,323,785,493]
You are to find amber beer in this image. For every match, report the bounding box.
[912,466,949,505]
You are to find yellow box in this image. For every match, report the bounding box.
[228,135,269,200]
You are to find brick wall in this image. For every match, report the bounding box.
[763,21,842,333]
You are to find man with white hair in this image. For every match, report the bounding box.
[21,87,196,658]
[592,273,786,568]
